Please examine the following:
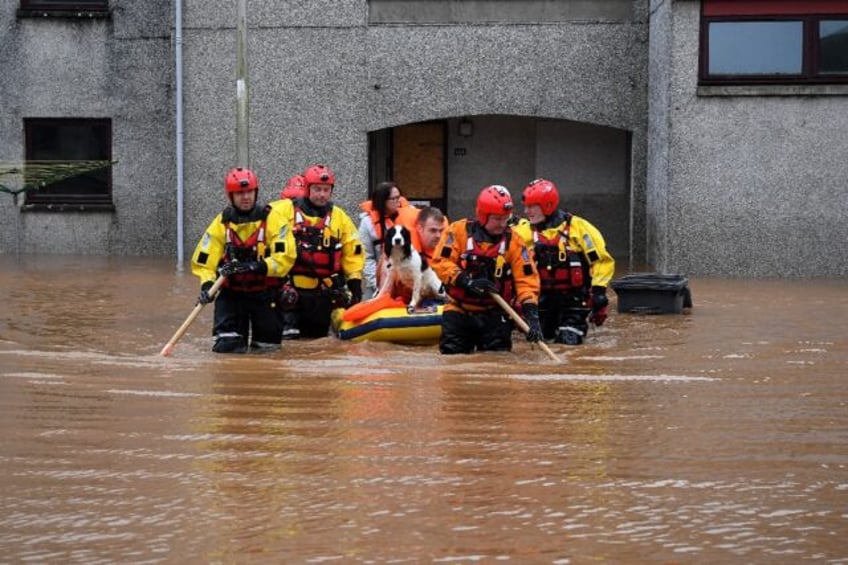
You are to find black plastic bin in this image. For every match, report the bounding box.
[610,273,692,314]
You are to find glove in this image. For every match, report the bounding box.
[346,279,363,306]
[589,286,609,326]
[521,302,543,343]
[218,260,268,278]
[197,281,215,305]
[468,278,497,297]
[456,272,497,297]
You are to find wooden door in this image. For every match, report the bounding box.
[391,122,445,212]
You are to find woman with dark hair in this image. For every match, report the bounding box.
[358,181,420,299]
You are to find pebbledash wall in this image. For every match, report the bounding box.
[649,0,848,277]
[1,0,846,277]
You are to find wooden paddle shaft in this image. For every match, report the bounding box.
[489,292,560,363]
[160,275,225,356]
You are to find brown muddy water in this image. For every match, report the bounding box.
[1,255,846,564]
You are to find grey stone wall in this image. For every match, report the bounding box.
[647,0,673,270]
[655,1,848,277]
[4,0,844,276]
[445,116,630,263]
[0,2,174,256]
[3,0,649,270]
[181,0,649,265]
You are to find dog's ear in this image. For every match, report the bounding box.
[402,227,412,256]
[383,227,393,258]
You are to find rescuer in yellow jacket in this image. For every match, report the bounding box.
[276,164,364,339]
[431,185,542,354]
[191,167,297,353]
[513,178,615,345]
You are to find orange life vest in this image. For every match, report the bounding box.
[447,221,516,308]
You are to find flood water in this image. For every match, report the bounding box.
[1,255,846,563]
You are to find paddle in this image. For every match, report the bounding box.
[160,276,225,357]
[489,292,560,362]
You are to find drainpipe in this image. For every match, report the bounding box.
[175,0,185,267]
[236,0,249,167]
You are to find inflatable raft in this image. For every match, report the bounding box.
[333,295,444,344]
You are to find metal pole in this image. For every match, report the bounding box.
[14,192,22,262]
[175,0,185,267]
[236,0,250,168]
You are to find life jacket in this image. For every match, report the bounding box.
[367,209,393,248]
[363,203,419,247]
[532,214,588,293]
[290,206,343,279]
[447,221,516,308]
[220,205,276,293]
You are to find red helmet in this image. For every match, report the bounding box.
[224,167,258,194]
[522,178,559,216]
[280,174,306,199]
[476,185,514,225]
[303,164,335,188]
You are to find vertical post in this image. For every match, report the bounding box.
[13,192,22,262]
[235,0,250,168]
[175,0,185,267]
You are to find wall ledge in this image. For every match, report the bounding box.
[698,84,848,97]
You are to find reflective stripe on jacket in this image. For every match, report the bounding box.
[191,202,297,293]
[431,218,540,314]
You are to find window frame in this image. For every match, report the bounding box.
[23,117,114,211]
[699,13,848,85]
[18,0,109,18]
[19,0,108,11]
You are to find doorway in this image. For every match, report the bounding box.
[368,121,447,212]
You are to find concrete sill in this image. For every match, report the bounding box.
[17,9,110,20]
[698,84,848,97]
[21,203,116,213]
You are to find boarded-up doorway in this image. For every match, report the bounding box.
[369,122,446,212]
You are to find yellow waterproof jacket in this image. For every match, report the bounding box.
[513,212,615,288]
[191,202,297,286]
[277,198,364,290]
[431,218,540,313]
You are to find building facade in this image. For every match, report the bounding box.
[1,0,846,276]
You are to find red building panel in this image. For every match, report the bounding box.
[704,0,848,16]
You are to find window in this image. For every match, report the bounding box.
[708,21,803,75]
[19,0,108,11]
[820,20,848,75]
[24,118,113,209]
[700,1,848,84]
[18,1,108,18]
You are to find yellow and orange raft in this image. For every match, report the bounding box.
[332,294,444,344]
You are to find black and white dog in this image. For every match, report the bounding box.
[377,225,445,311]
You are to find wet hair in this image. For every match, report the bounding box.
[416,206,445,227]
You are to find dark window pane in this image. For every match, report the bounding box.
[820,20,848,75]
[20,1,107,8]
[708,21,803,75]
[24,118,112,205]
